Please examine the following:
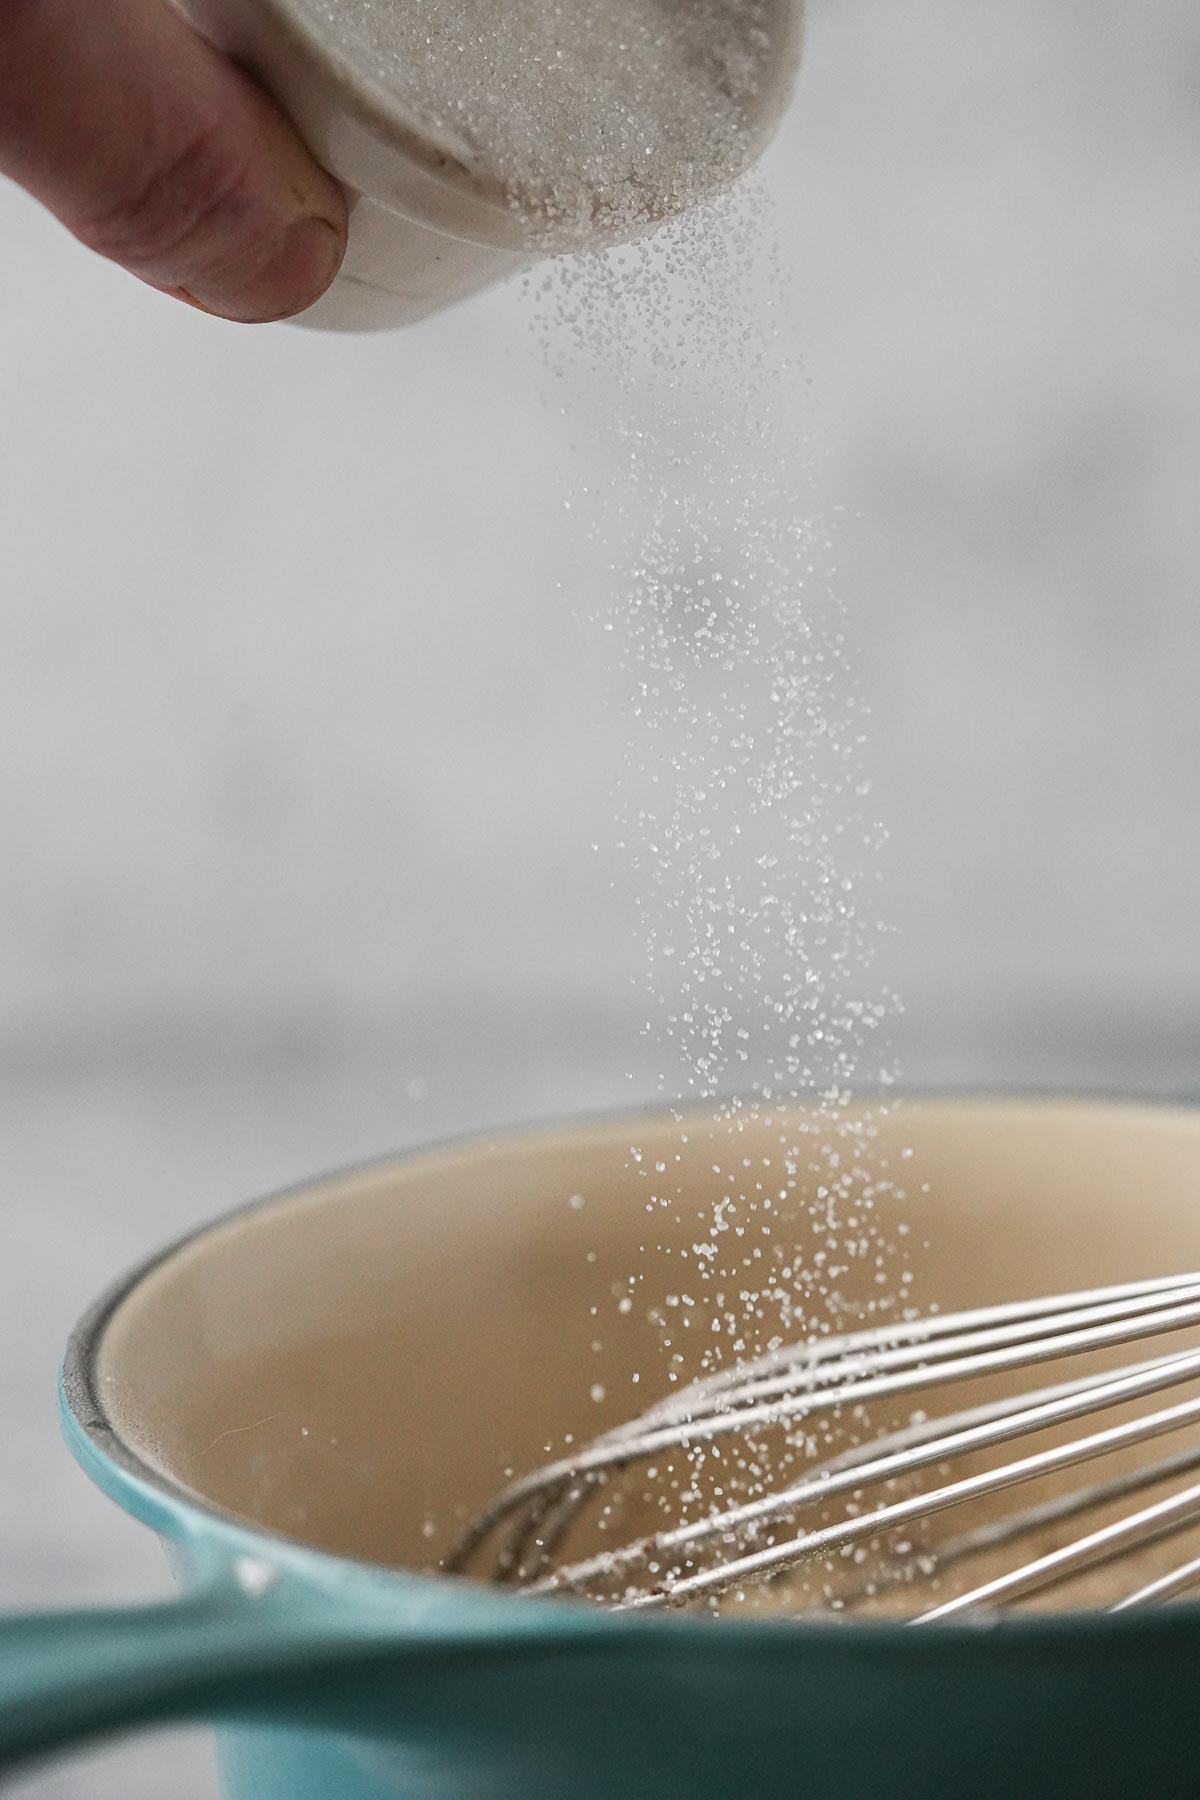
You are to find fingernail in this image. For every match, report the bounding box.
[182,215,345,324]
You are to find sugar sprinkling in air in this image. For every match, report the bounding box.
[528,171,912,1596]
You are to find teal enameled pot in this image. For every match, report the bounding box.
[4,1095,1200,1797]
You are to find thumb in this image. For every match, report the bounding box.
[0,0,348,322]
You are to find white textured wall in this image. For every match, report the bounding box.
[2,0,1199,1091]
[786,0,1200,1079]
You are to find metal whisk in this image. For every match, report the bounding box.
[446,1271,1200,1619]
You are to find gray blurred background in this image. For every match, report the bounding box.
[2,0,1198,1791]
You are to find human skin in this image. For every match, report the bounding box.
[0,0,348,322]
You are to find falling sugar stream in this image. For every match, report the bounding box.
[526,181,918,1604]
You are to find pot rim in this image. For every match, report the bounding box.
[61,1085,1200,1641]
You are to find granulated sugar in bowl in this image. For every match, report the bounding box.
[174,0,805,325]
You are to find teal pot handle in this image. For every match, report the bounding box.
[0,1579,353,1773]
[2,1391,588,1782]
[0,1562,620,1782]
[0,1573,527,1779]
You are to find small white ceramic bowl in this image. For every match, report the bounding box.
[175,0,806,328]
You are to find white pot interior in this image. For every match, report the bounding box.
[93,1097,1200,1615]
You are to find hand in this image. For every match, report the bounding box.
[0,0,348,323]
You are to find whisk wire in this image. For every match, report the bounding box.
[450,1270,1200,1619]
